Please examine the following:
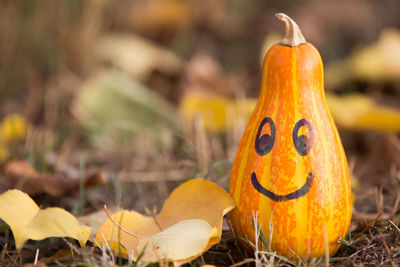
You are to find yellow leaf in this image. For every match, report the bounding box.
[0,189,91,249]
[137,219,217,262]
[181,91,400,133]
[180,92,256,132]
[0,145,9,161]
[349,29,400,81]
[326,93,400,132]
[0,114,28,162]
[95,178,235,262]
[325,29,400,87]
[0,114,27,142]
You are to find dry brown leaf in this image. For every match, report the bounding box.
[183,53,241,96]
[5,160,106,196]
[23,263,47,267]
[111,0,193,34]
[38,249,75,264]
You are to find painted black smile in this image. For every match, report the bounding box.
[251,172,315,202]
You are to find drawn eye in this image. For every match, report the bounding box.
[293,119,314,156]
[255,117,276,156]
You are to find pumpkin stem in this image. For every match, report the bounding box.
[276,13,306,47]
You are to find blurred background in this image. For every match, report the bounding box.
[2,0,400,203]
[1,0,400,261]
[0,0,400,264]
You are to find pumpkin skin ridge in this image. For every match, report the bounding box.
[230,49,277,231]
[229,39,352,258]
[297,44,352,255]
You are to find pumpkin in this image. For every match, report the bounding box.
[229,13,352,258]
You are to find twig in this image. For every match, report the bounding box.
[103,205,147,238]
[352,211,389,227]
[388,220,400,233]
[34,249,39,266]
[374,187,384,214]
[352,213,383,240]
[390,195,400,218]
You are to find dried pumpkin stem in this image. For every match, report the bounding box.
[103,205,147,238]
[275,13,306,47]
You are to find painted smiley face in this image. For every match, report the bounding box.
[251,117,315,202]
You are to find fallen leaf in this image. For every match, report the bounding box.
[180,91,256,132]
[326,93,400,132]
[38,249,73,264]
[0,146,9,163]
[5,160,106,196]
[111,0,193,34]
[0,114,28,161]
[78,207,118,240]
[349,29,400,81]
[0,114,27,142]
[0,189,91,249]
[95,178,235,262]
[325,29,400,87]
[23,263,47,267]
[181,91,400,133]
[183,53,242,96]
[72,70,182,151]
[137,219,217,262]
[96,34,182,81]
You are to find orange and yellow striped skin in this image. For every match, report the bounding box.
[229,43,352,258]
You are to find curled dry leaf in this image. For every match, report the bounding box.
[95,178,235,262]
[137,219,217,262]
[0,189,91,249]
[5,160,106,196]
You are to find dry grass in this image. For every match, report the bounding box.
[1,130,400,266]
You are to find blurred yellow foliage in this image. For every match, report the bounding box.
[0,189,91,249]
[181,92,400,133]
[326,29,400,87]
[349,29,400,81]
[0,114,27,161]
[95,179,234,262]
[0,114,27,142]
[326,93,400,132]
[180,92,256,132]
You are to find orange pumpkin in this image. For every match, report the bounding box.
[229,13,352,258]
